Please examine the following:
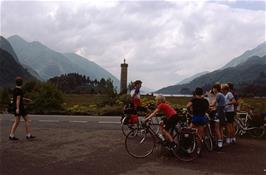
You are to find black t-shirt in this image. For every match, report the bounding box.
[13,88,24,109]
[191,98,209,116]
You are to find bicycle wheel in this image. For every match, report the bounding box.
[121,117,138,136]
[125,128,156,158]
[173,132,199,162]
[204,131,213,152]
[249,126,265,138]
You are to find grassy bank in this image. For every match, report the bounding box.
[64,94,266,115]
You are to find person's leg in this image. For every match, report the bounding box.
[226,122,231,144]
[215,122,223,149]
[23,115,31,136]
[10,116,20,139]
[23,114,35,139]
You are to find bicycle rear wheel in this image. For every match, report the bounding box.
[249,126,265,138]
[125,128,156,158]
[173,132,199,162]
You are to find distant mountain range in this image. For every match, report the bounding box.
[177,71,209,85]
[222,41,266,69]
[0,36,36,87]
[7,35,119,89]
[156,41,266,94]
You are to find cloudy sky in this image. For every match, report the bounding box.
[1,0,265,90]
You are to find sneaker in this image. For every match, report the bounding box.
[9,136,19,141]
[26,135,36,140]
[231,138,236,144]
[217,140,223,148]
[226,138,231,144]
[196,147,201,155]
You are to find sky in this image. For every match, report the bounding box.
[1,0,265,90]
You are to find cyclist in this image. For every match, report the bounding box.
[9,77,35,140]
[187,87,209,153]
[222,84,237,144]
[210,83,225,149]
[144,95,179,148]
[227,82,239,112]
[130,80,142,108]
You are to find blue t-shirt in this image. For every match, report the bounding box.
[216,92,225,107]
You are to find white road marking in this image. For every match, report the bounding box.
[39,120,59,123]
[69,121,88,123]
[9,119,31,122]
[98,121,121,124]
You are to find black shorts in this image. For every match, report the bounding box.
[14,108,28,118]
[225,112,235,123]
[162,114,179,132]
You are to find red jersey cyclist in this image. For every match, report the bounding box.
[144,95,179,148]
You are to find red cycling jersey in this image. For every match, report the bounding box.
[157,103,177,119]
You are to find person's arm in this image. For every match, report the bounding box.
[144,108,159,122]
[23,97,32,102]
[186,101,192,109]
[16,96,21,114]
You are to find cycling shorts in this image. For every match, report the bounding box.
[192,115,208,126]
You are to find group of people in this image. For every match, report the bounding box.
[187,82,238,150]
[130,80,239,153]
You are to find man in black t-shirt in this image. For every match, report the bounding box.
[9,77,35,141]
[187,87,209,154]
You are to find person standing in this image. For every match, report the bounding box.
[210,83,226,149]
[187,87,209,154]
[222,84,237,144]
[130,80,147,113]
[9,77,35,140]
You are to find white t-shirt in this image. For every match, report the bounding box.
[130,88,140,99]
[225,92,235,112]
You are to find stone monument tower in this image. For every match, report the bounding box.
[120,59,128,94]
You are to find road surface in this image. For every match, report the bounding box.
[0,114,266,175]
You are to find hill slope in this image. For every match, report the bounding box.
[64,53,119,88]
[0,48,35,87]
[222,41,266,69]
[156,55,266,94]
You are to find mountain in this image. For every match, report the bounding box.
[0,36,19,62]
[156,55,266,94]
[8,35,77,80]
[64,53,119,89]
[7,35,119,89]
[222,41,266,69]
[177,71,209,85]
[0,48,35,87]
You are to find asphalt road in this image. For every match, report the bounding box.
[0,114,266,175]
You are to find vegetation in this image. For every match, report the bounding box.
[48,73,116,95]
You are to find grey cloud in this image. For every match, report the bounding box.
[1,1,265,89]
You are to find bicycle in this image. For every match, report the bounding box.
[121,103,160,136]
[125,120,199,162]
[235,110,265,138]
[179,108,213,152]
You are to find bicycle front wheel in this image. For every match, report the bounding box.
[125,128,156,158]
[249,126,265,138]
